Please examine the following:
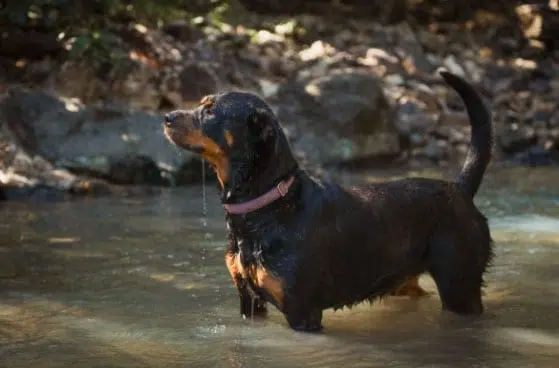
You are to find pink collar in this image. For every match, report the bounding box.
[223,176,295,215]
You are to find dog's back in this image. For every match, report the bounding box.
[293,71,493,314]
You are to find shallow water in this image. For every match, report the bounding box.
[0,167,558,368]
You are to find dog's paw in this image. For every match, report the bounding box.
[286,309,323,332]
[289,320,323,333]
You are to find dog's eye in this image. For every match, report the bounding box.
[203,108,214,118]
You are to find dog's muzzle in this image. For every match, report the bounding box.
[163,110,198,131]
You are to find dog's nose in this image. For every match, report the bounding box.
[164,113,176,126]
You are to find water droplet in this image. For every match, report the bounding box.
[201,159,208,228]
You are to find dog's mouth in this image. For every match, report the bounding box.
[163,124,229,188]
[163,124,203,153]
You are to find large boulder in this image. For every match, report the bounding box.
[0,88,198,186]
[51,60,162,111]
[274,70,399,166]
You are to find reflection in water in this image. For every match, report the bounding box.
[1,168,558,367]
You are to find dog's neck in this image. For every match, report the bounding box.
[222,175,296,215]
[220,160,299,208]
[221,133,299,208]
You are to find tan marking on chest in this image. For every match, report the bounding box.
[225,252,284,308]
[250,265,284,309]
[225,252,247,283]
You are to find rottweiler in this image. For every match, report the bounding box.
[163,71,493,332]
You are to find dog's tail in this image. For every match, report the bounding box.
[440,70,492,198]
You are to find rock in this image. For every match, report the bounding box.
[529,108,554,127]
[425,139,448,160]
[0,136,110,198]
[299,41,336,62]
[3,5,558,179]
[511,146,559,166]
[413,138,448,162]
[499,124,538,154]
[442,54,466,77]
[0,88,194,186]
[528,75,552,94]
[174,158,216,186]
[0,30,63,60]
[409,133,427,146]
[384,74,406,86]
[162,20,204,42]
[275,70,399,166]
[252,30,285,45]
[551,112,559,128]
[516,3,559,51]
[392,22,432,75]
[51,60,161,110]
[161,62,219,107]
[258,79,281,98]
[394,99,436,135]
[108,155,168,185]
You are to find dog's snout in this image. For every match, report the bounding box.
[164,113,176,126]
[163,110,198,130]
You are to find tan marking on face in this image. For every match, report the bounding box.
[180,130,228,188]
[199,95,215,107]
[224,130,234,147]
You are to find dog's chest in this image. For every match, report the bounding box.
[226,218,288,308]
[227,216,282,258]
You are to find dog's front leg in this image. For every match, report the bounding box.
[225,250,267,318]
[237,277,267,319]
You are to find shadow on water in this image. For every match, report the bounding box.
[0,167,558,367]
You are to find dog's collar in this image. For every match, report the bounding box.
[223,176,295,215]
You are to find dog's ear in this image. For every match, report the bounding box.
[247,109,275,141]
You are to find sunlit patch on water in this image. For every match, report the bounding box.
[495,327,559,348]
[490,214,559,247]
[491,214,559,234]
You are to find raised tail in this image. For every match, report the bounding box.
[440,71,493,198]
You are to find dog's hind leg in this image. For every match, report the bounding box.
[426,221,490,315]
[391,275,429,298]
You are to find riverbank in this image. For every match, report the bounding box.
[1,1,558,199]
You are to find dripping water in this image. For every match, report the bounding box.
[200,159,208,228]
[201,159,213,240]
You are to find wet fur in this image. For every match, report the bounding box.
[163,71,494,332]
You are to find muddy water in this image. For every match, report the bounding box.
[0,167,558,368]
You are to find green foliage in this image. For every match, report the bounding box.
[0,0,224,67]
[66,30,127,69]
[1,0,222,28]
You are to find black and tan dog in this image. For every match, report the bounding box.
[163,71,493,332]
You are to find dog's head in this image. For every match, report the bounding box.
[163,92,297,202]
